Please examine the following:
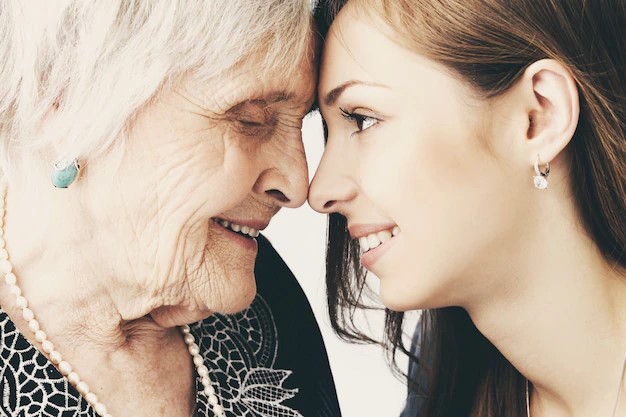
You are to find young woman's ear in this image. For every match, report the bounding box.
[517,59,580,166]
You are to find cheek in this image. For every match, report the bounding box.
[358,115,487,226]
[150,116,264,217]
[202,137,260,215]
[134,99,264,220]
[358,114,519,308]
[88,119,261,262]
[134,128,258,222]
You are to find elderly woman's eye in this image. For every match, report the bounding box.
[237,110,266,126]
[228,101,275,136]
[238,118,264,127]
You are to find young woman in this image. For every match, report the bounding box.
[309,1,626,416]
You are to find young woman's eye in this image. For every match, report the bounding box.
[340,108,379,133]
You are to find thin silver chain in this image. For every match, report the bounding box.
[526,353,626,417]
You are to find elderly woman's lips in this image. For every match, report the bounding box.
[212,218,261,238]
[210,218,259,252]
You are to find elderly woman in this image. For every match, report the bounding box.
[0,1,340,416]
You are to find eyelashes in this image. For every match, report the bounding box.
[227,100,275,137]
[227,98,312,139]
[340,107,379,133]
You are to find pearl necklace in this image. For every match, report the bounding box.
[0,184,225,417]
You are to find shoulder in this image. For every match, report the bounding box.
[192,234,323,366]
[252,235,330,365]
[0,308,91,416]
[192,234,342,416]
[254,234,302,291]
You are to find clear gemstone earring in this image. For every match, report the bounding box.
[533,154,550,190]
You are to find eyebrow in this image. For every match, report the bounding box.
[232,91,295,109]
[323,80,388,106]
[262,91,295,104]
[244,90,317,119]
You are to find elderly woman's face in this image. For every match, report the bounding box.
[86,55,316,324]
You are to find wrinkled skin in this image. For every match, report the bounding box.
[2,53,316,332]
[86,60,317,326]
[0,30,317,417]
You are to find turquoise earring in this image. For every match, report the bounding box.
[51,159,80,188]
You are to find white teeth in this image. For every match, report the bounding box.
[358,226,399,254]
[378,230,392,243]
[213,218,259,238]
[367,234,382,250]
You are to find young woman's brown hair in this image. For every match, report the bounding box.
[314,0,626,416]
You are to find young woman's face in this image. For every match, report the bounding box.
[309,8,534,311]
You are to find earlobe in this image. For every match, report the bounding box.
[523,59,580,165]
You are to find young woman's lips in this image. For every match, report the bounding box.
[349,223,400,271]
[360,236,396,270]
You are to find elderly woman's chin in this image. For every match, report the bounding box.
[149,281,256,328]
[149,226,258,327]
[149,245,258,327]
[194,238,259,316]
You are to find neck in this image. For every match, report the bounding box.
[464,201,626,417]
[0,172,172,354]
[0,180,199,416]
[0,246,179,360]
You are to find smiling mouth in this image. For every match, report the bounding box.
[358,226,400,254]
[212,218,260,239]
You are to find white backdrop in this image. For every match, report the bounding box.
[264,113,414,417]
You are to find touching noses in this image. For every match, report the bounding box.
[253,139,309,209]
[308,143,357,214]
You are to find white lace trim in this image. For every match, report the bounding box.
[0,295,300,417]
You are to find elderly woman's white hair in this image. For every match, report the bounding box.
[0,0,313,170]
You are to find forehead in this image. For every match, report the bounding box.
[184,49,318,113]
[242,34,319,105]
[320,11,383,93]
[318,9,424,101]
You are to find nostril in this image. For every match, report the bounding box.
[266,189,290,204]
[323,200,336,210]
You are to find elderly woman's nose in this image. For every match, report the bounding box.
[308,152,356,214]
[254,145,309,208]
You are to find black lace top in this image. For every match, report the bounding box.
[0,236,341,417]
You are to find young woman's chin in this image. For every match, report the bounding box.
[376,271,452,312]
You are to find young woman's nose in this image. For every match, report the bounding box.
[308,147,358,214]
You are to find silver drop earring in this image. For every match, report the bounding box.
[533,154,550,190]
